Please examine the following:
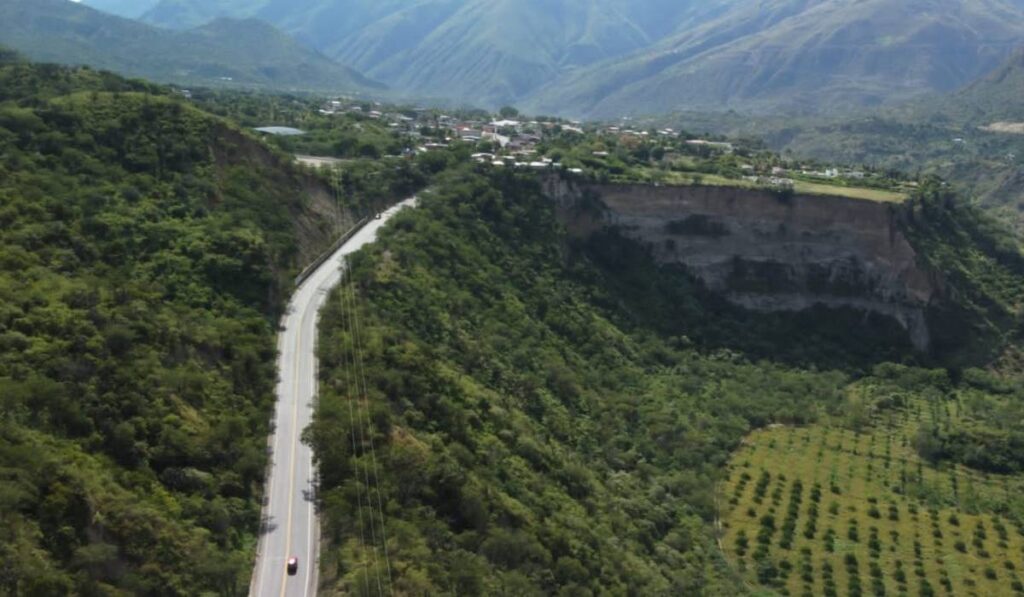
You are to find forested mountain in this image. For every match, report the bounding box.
[0,56,357,594]
[136,0,1024,115]
[0,0,381,93]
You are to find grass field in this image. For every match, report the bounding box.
[720,391,1024,596]
[791,180,907,203]
[628,170,908,203]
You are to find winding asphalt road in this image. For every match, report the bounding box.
[250,198,417,597]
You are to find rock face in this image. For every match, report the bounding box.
[545,178,939,350]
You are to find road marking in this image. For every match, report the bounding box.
[305,287,326,597]
[279,298,306,597]
[255,318,291,597]
[253,199,416,597]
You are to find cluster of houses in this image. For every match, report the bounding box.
[737,164,872,188]
[740,163,868,188]
[319,98,586,161]
[468,152,584,174]
[314,98,878,186]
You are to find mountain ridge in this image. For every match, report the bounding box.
[0,0,382,93]
[525,0,1024,117]
[139,0,730,106]
[136,0,1024,115]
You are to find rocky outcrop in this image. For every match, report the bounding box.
[545,178,939,351]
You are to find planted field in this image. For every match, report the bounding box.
[721,394,1024,596]
[791,180,907,203]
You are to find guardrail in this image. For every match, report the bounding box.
[294,217,369,287]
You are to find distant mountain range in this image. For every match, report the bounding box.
[135,0,733,108]
[528,0,1024,118]
[18,0,1024,119]
[130,0,1024,116]
[0,0,381,93]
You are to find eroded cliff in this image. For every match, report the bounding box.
[545,178,939,350]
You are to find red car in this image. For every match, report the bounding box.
[286,557,298,576]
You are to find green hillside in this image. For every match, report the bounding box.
[2,38,1024,596]
[307,168,1024,594]
[0,0,382,93]
[942,49,1024,123]
[0,59,359,594]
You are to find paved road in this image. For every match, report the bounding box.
[250,198,417,597]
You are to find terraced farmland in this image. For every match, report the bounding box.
[721,392,1024,596]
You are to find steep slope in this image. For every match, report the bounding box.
[941,48,1024,122]
[0,0,381,93]
[527,0,1024,117]
[0,59,359,594]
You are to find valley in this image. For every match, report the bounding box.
[3,3,1024,593]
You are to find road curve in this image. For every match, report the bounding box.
[250,198,417,597]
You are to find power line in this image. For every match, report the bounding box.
[336,257,369,595]
[341,261,387,596]
[331,172,375,596]
[345,252,395,595]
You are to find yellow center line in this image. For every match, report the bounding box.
[279,302,305,597]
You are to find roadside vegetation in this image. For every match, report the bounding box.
[0,57,426,595]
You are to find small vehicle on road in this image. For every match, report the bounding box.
[286,556,298,576]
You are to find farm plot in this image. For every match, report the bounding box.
[721,395,1024,596]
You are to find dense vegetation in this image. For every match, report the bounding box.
[301,165,1018,595]
[4,45,1024,597]
[0,59,355,595]
[305,159,1024,595]
[899,182,1024,367]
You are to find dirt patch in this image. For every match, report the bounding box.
[980,122,1024,134]
[210,125,357,269]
